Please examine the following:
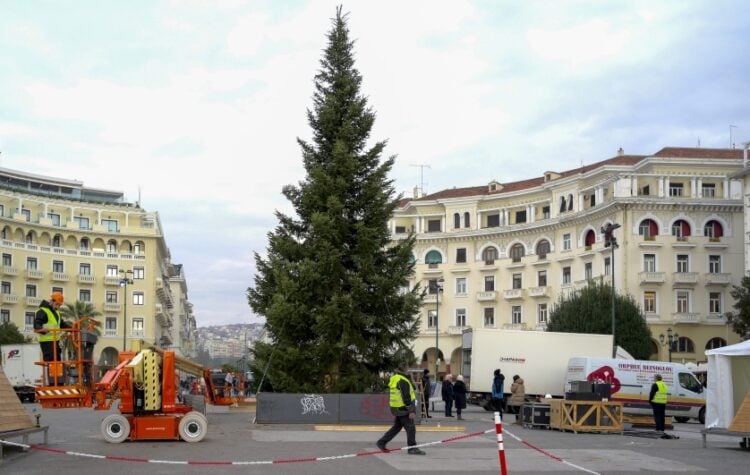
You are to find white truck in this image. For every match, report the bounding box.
[462,328,614,406]
[1,343,43,402]
[565,356,706,423]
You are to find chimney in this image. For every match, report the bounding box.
[617,147,624,156]
[413,186,421,198]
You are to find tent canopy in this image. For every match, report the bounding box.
[705,339,750,429]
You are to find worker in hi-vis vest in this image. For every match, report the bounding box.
[34,292,71,384]
[649,373,669,433]
[376,364,426,455]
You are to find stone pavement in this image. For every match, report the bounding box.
[1,402,748,474]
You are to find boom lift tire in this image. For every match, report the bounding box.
[101,414,131,443]
[179,411,208,442]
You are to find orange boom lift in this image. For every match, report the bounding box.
[35,317,235,442]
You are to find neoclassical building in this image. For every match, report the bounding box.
[391,147,744,376]
[0,167,197,369]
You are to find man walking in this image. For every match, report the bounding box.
[376,364,426,455]
[442,374,455,417]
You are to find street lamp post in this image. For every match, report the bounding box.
[119,269,133,352]
[602,222,621,358]
[434,278,444,378]
[659,328,679,362]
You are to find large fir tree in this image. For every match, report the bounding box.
[247,8,422,393]
[546,282,652,360]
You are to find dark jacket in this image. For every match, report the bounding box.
[441,379,454,401]
[491,374,505,400]
[453,380,467,409]
[422,375,431,397]
[390,370,417,416]
[34,300,71,332]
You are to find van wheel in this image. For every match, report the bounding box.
[699,407,705,425]
[674,417,689,423]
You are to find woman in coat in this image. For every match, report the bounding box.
[453,375,468,420]
[509,375,526,423]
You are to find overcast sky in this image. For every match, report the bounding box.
[1,1,749,327]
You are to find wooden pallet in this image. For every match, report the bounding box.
[558,400,623,433]
[623,413,673,429]
[0,368,34,433]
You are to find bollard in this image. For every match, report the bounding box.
[494,411,508,475]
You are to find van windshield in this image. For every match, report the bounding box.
[679,372,703,393]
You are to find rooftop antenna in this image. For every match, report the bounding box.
[730,125,738,148]
[410,164,430,197]
[697,137,701,147]
[137,185,142,207]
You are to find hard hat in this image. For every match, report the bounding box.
[50,292,65,305]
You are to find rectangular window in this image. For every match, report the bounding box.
[51,286,63,295]
[676,290,690,313]
[106,291,118,303]
[394,226,406,234]
[106,265,119,277]
[487,214,500,227]
[26,257,37,270]
[101,219,119,232]
[0,204,4,217]
[427,310,437,328]
[483,307,495,327]
[512,273,522,289]
[538,270,547,287]
[702,183,716,198]
[709,292,722,314]
[455,309,466,327]
[48,213,61,226]
[79,289,91,302]
[133,267,145,280]
[133,292,144,305]
[21,208,31,221]
[511,305,522,324]
[604,257,611,276]
[643,291,656,313]
[669,182,684,197]
[584,262,593,280]
[562,267,571,284]
[676,254,689,273]
[542,206,550,219]
[426,219,441,232]
[0,309,9,323]
[456,277,467,295]
[708,255,721,274]
[484,275,495,292]
[132,317,144,331]
[456,248,467,264]
[74,216,90,229]
[25,312,35,329]
[643,254,656,272]
[2,253,11,266]
[427,278,442,294]
[79,263,91,275]
[515,210,527,224]
[563,233,571,250]
[105,317,117,330]
[26,284,37,297]
[1,281,10,294]
[52,260,64,272]
[538,303,548,324]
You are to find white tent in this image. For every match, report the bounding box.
[705,339,750,429]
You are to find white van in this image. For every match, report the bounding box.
[566,357,705,423]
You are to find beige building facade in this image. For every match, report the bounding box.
[0,167,197,369]
[391,147,744,376]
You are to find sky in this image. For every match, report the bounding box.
[1,0,749,327]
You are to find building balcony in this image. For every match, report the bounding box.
[528,286,549,298]
[423,294,439,304]
[104,329,118,337]
[639,272,665,284]
[644,312,660,322]
[574,279,590,290]
[103,302,122,313]
[155,303,170,327]
[1,265,18,276]
[705,314,727,325]
[672,312,700,324]
[25,269,44,279]
[1,293,18,304]
[131,330,145,338]
[78,274,96,284]
[705,273,731,285]
[502,323,527,331]
[26,296,42,307]
[534,323,548,331]
[104,276,121,286]
[447,325,468,335]
[476,291,497,302]
[503,289,524,300]
[672,272,698,285]
[51,272,70,282]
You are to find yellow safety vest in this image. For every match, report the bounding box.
[652,380,668,404]
[389,374,416,409]
[38,307,61,343]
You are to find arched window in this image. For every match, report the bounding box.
[26,232,33,244]
[107,240,117,253]
[639,219,659,239]
[705,337,727,350]
[567,194,573,211]
[52,234,62,248]
[425,250,443,268]
[584,230,596,248]
[559,196,566,213]
[453,213,460,229]
[482,246,498,265]
[80,237,90,250]
[675,337,695,353]
[509,243,525,263]
[536,239,551,259]
[134,241,144,254]
[704,220,723,239]
[464,212,470,228]
[671,219,691,238]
